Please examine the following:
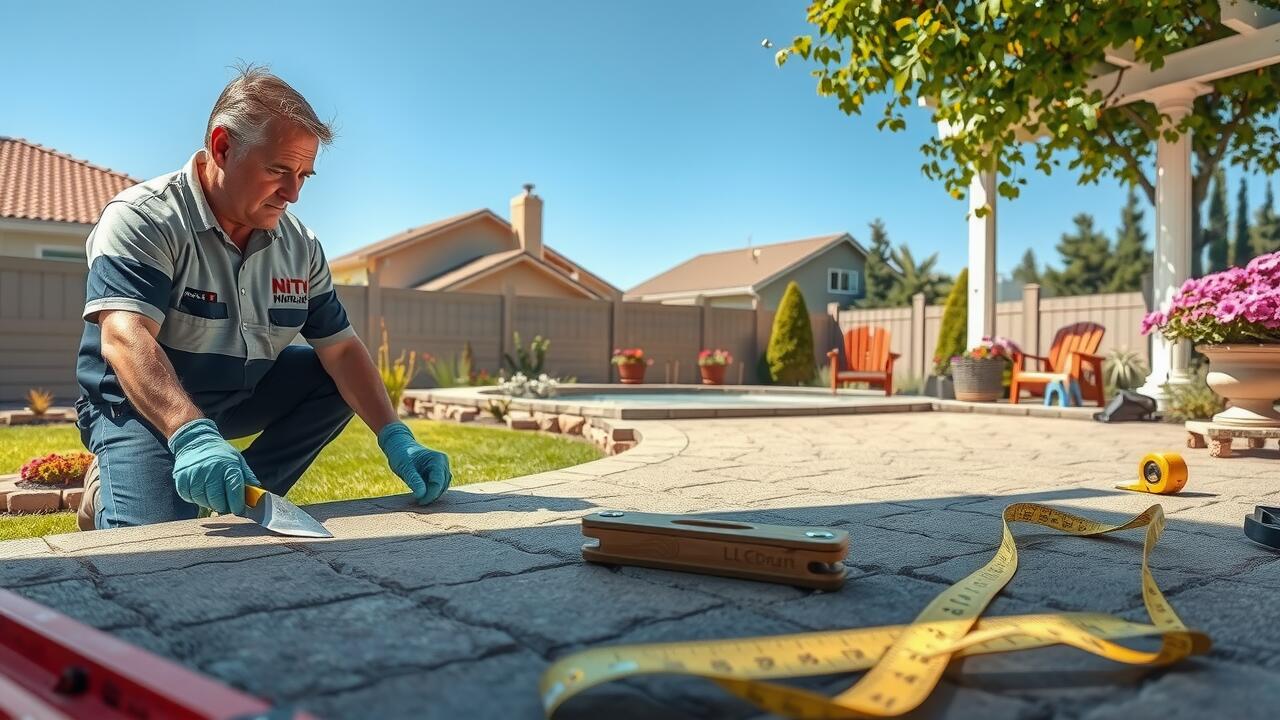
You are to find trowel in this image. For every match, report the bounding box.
[243,485,332,538]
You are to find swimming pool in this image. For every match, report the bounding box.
[412,384,930,420]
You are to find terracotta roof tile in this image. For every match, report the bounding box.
[0,137,139,225]
[625,233,852,298]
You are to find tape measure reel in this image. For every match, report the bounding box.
[1117,452,1188,495]
[541,503,1210,718]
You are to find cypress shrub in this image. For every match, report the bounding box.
[933,268,968,375]
[766,282,816,385]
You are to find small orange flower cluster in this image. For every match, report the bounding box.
[19,452,95,486]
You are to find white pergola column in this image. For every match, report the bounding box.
[967,164,997,348]
[1138,88,1197,403]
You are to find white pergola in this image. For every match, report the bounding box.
[955,0,1280,404]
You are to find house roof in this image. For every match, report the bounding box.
[330,205,621,297]
[417,248,603,299]
[0,137,139,225]
[625,233,861,299]
[328,209,506,267]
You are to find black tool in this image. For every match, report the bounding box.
[1093,390,1158,423]
[1244,506,1280,549]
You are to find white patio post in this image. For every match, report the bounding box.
[967,163,998,348]
[1138,87,1197,404]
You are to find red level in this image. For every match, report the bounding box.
[0,588,317,719]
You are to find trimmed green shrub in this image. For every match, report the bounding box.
[932,268,969,375]
[1162,366,1224,422]
[767,282,816,385]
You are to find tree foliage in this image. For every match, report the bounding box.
[767,281,816,385]
[887,243,951,305]
[1204,169,1230,273]
[1234,176,1251,267]
[1253,182,1280,256]
[1042,214,1111,296]
[780,2,1280,223]
[1105,189,1151,293]
[1011,248,1039,287]
[861,219,898,308]
[932,268,968,376]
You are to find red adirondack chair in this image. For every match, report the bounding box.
[827,326,899,396]
[1009,322,1106,405]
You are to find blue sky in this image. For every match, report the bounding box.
[5,1,1275,289]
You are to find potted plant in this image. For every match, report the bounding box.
[697,349,733,385]
[951,337,1017,402]
[1141,250,1280,427]
[612,348,652,384]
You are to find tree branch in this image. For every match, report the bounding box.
[1103,127,1155,205]
[1192,101,1249,206]
[1118,104,1157,140]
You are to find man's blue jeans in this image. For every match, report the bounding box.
[76,345,355,528]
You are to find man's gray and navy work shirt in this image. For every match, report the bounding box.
[77,151,355,413]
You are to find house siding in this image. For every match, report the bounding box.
[0,224,89,261]
[756,241,866,311]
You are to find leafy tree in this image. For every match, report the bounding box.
[932,268,968,376]
[1042,214,1111,296]
[778,3,1280,259]
[886,243,949,305]
[766,281,816,385]
[1253,183,1280,256]
[1010,248,1039,287]
[1233,176,1251,267]
[860,219,898,308]
[1105,189,1151,293]
[1204,170,1230,273]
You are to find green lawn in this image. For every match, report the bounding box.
[0,419,602,542]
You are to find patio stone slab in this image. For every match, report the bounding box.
[2,412,1277,718]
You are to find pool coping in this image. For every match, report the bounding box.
[404,384,1099,422]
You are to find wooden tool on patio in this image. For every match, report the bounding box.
[580,511,849,590]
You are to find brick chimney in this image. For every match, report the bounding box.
[511,183,543,259]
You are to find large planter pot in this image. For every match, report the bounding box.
[1198,344,1280,427]
[952,358,1005,402]
[699,364,727,385]
[617,362,647,384]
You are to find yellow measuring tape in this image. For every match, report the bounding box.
[1117,452,1188,495]
[541,503,1210,718]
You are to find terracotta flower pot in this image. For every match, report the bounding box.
[952,357,1005,402]
[617,362,647,384]
[699,364,727,385]
[1197,344,1280,427]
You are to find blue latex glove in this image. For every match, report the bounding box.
[377,421,452,505]
[168,418,259,515]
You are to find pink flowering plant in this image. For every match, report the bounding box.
[951,336,1021,365]
[697,348,733,366]
[20,452,94,487]
[1141,251,1280,345]
[611,348,654,366]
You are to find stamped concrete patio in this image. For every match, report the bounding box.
[2,412,1278,719]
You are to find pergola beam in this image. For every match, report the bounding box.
[1091,19,1280,107]
[1220,0,1280,33]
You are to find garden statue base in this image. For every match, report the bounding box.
[1185,420,1280,459]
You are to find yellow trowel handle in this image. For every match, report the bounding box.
[245,484,266,509]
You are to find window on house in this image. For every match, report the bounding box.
[827,268,859,294]
[38,246,87,262]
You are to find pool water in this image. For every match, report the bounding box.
[557,391,865,407]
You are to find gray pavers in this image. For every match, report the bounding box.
[2,412,1278,718]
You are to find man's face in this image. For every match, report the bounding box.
[217,120,319,230]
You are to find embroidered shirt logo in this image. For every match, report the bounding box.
[271,277,309,305]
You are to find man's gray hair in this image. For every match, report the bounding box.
[205,64,334,153]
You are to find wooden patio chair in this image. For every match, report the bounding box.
[827,326,899,396]
[1009,322,1106,406]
